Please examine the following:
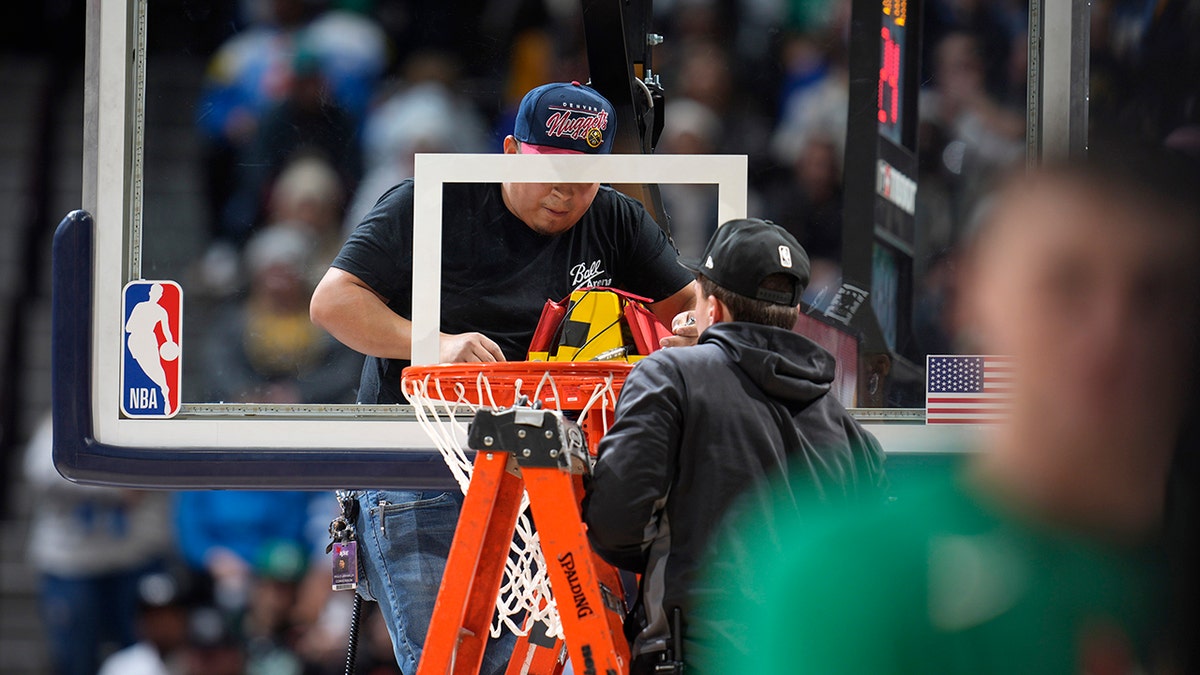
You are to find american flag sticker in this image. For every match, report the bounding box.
[925,355,1013,425]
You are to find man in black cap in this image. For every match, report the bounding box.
[583,218,888,675]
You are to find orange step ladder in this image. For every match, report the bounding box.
[416,406,631,675]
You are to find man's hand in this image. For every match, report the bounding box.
[660,310,699,348]
[649,281,700,348]
[440,332,506,363]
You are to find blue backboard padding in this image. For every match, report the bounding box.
[50,210,458,489]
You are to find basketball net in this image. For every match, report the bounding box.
[401,363,626,640]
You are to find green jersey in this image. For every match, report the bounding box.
[699,464,1165,674]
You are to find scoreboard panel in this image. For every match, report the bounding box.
[839,0,923,405]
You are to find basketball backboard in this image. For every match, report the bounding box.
[55,0,972,490]
[54,1,779,489]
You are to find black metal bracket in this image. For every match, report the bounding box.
[467,407,588,473]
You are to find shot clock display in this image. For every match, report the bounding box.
[879,0,906,145]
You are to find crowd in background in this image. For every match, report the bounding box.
[21,0,1200,672]
[159,0,1200,409]
[25,411,401,675]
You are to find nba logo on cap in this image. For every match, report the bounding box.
[779,245,793,268]
[121,280,182,418]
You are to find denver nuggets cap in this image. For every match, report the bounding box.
[679,218,811,306]
[514,81,616,154]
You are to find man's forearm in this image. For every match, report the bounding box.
[649,280,699,327]
[311,269,414,360]
[322,304,414,360]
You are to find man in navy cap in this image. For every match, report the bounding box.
[311,82,697,673]
[583,218,888,675]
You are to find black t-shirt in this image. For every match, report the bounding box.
[332,180,693,404]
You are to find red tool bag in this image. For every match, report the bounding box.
[528,287,671,362]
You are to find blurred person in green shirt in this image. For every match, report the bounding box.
[698,143,1200,674]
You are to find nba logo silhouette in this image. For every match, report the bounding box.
[121,280,182,418]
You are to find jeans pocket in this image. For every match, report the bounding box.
[382,493,461,586]
[374,491,460,553]
[381,491,455,515]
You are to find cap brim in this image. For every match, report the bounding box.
[519,141,583,155]
[677,256,703,274]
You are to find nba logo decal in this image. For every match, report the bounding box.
[121,280,182,418]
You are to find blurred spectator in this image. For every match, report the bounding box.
[185,606,248,675]
[346,78,489,234]
[200,154,349,297]
[1098,0,1200,140]
[243,541,310,675]
[920,31,1024,180]
[196,0,316,148]
[297,602,403,675]
[285,498,353,674]
[762,133,843,262]
[913,118,960,267]
[360,54,487,174]
[770,22,851,168]
[1088,0,1125,129]
[303,6,390,119]
[675,38,771,160]
[491,24,589,154]
[24,414,174,675]
[909,29,1026,283]
[200,224,361,405]
[270,156,349,280]
[173,489,321,613]
[290,590,356,673]
[762,133,846,303]
[700,144,1200,673]
[656,0,726,42]
[97,569,196,675]
[921,0,1026,103]
[502,27,561,117]
[197,0,320,243]
[763,10,852,305]
[223,55,362,244]
[657,97,722,257]
[911,247,958,356]
[197,0,384,244]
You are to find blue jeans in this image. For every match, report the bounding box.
[354,489,516,675]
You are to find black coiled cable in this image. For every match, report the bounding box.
[344,592,363,675]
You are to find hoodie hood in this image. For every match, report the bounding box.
[699,322,835,404]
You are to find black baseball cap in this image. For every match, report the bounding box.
[513,82,616,154]
[679,218,811,306]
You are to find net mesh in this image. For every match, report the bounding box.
[402,364,626,640]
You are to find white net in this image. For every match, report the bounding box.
[402,368,620,640]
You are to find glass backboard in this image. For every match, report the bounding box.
[54,0,976,490]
